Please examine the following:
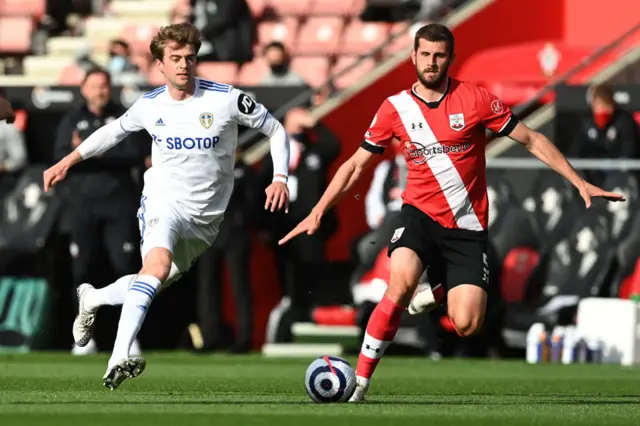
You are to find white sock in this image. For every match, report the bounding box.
[85,274,136,311]
[109,274,162,367]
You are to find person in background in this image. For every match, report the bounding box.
[0,92,27,199]
[260,108,340,326]
[350,151,404,286]
[54,68,146,356]
[260,42,307,87]
[107,39,147,85]
[196,147,260,354]
[191,0,255,63]
[570,84,639,159]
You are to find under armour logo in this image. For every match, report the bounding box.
[411,122,424,130]
[365,344,380,353]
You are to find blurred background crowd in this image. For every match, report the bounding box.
[0,0,639,360]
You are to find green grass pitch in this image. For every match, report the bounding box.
[1,353,639,425]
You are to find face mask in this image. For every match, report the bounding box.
[108,55,126,73]
[291,132,310,145]
[269,64,288,76]
[593,111,613,129]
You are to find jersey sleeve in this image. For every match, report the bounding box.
[361,99,395,154]
[228,88,269,129]
[119,99,146,133]
[476,87,518,136]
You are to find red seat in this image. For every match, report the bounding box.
[245,0,267,18]
[309,0,354,15]
[0,0,45,18]
[383,21,427,57]
[236,59,270,86]
[58,64,86,85]
[119,25,160,55]
[0,16,32,54]
[295,17,344,56]
[257,18,299,50]
[196,62,238,85]
[266,0,313,16]
[290,56,330,87]
[340,20,389,55]
[332,56,377,89]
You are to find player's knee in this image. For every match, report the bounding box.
[386,248,424,306]
[449,313,483,337]
[140,248,173,282]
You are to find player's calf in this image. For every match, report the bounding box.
[140,247,173,282]
[352,248,423,401]
[447,284,486,337]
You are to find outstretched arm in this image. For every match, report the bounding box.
[508,122,625,207]
[44,103,144,192]
[278,147,376,245]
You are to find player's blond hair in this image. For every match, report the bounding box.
[150,23,202,61]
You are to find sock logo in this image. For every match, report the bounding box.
[365,344,380,353]
[137,305,148,313]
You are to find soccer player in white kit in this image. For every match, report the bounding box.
[42,23,292,390]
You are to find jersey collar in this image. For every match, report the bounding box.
[410,78,450,109]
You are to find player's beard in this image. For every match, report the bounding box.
[416,63,449,90]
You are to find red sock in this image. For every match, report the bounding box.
[432,283,445,304]
[355,296,404,380]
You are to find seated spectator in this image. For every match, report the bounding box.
[569,84,640,159]
[260,42,307,87]
[107,39,148,86]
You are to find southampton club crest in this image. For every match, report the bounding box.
[449,113,465,131]
[199,112,214,129]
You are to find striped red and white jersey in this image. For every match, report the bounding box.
[361,78,518,231]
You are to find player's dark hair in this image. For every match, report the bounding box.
[263,41,286,54]
[414,23,455,55]
[110,39,130,51]
[589,84,615,105]
[82,68,111,86]
[150,22,202,61]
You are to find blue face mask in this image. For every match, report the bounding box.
[108,56,126,73]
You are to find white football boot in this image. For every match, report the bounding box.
[130,339,142,357]
[73,283,97,347]
[103,357,146,391]
[72,338,98,356]
[348,377,369,402]
[408,283,441,315]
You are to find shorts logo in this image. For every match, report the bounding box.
[449,113,465,131]
[199,112,213,129]
[482,253,489,284]
[391,227,405,243]
[147,218,159,227]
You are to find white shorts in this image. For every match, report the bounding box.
[137,195,223,286]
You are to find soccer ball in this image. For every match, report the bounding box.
[304,356,356,403]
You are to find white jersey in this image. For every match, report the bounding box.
[120,78,267,222]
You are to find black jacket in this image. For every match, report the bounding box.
[259,124,341,254]
[54,101,147,202]
[569,109,639,159]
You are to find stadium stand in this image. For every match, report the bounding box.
[0,0,424,89]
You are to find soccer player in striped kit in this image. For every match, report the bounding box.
[279,23,624,401]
